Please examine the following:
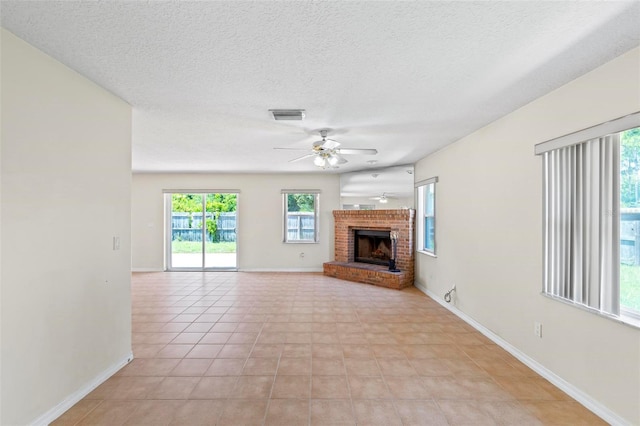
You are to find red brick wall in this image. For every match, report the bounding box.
[323,262,409,290]
[329,209,416,288]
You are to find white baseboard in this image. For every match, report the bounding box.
[131,267,162,272]
[238,268,323,273]
[414,282,628,426]
[31,352,133,426]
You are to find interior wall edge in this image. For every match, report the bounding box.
[29,352,133,426]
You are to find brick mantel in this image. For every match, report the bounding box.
[324,209,415,289]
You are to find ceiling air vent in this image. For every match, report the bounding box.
[269,109,305,121]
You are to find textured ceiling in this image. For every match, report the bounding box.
[1,1,639,176]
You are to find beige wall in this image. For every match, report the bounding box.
[414,47,640,424]
[132,173,340,271]
[1,30,132,424]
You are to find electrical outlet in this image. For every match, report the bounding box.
[534,322,542,338]
[113,236,120,251]
[299,252,305,259]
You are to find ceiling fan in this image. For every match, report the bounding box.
[275,129,377,168]
[370,193,392,203]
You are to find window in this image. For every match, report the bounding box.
[620,127,640,318]
[416,177,437,255]
[536,112,640,325]
[283,191,319,243]
[342,204,375,210]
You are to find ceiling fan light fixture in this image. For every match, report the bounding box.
[269,109,305,120]
[279,128,376,169]
[379,197,388,203]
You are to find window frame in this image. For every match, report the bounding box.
[416,177,438,256]
[282,190,320,244]
[342,204,376,210]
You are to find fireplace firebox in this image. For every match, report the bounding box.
[354,229,392,266]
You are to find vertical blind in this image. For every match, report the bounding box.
[543,134,620,315]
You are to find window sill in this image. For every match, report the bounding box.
[417,250,437,258]
[620,308,640,328]
[541,292,640,330]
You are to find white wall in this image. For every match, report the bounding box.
[414,47,640,424]
[132,173,340,271]
[1,30,132,425]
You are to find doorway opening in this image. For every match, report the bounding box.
[165,192,238,270]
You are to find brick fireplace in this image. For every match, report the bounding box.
[323,209,415,289]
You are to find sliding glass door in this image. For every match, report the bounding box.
[167,192,237,270]
[204,193,237,269]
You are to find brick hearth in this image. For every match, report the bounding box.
[323,209,415,289]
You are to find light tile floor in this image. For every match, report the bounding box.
[52,272,606,425]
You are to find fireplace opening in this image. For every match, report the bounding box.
[354,229,392,266]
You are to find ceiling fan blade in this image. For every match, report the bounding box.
[335,148,378,155]
[274,147,311,151]
[288,153,316,163]
[322,139,341,150]
[335,155,348,165]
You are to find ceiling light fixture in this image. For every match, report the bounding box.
[314,155,326,167]
[269,109,305,120]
